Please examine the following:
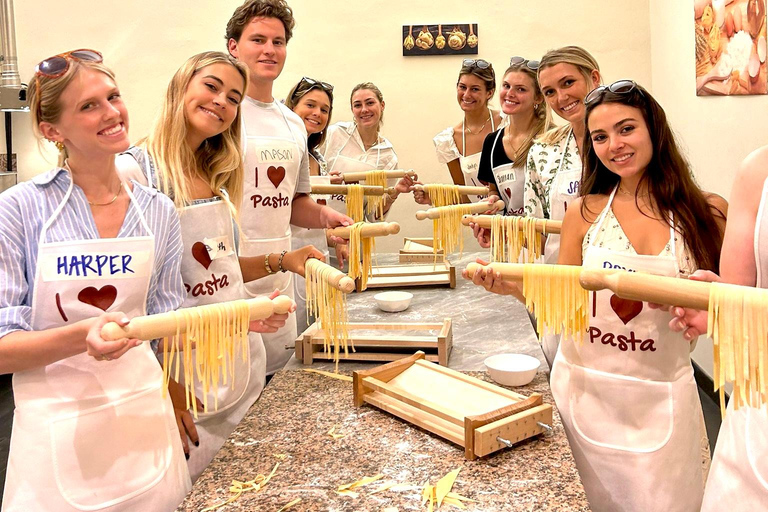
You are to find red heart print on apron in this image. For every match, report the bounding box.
[267,166,286,188]
[77,285,118,311]
[609,294,643,324]
[191,241,212,269]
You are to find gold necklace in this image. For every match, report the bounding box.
[464,113,490,135]
[505,128,536,161]
[87,183,122,206]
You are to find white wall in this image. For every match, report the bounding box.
[2,0,650,253]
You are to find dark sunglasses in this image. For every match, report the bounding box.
[509,56,540,71]
[34,49,103,116]
[297,76,334,95]
[584,79,639,106]
[462,58,491,70]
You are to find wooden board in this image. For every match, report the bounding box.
[353,353,552,459]
[357,263,456,290]
[295,319,452,366]
[399,237,445,264]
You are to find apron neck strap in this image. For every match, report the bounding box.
[123,182,154,237]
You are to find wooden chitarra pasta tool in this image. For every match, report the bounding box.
[340,169,416,182]
[413,184,489,197]
[415,200,505,221]
[461,215,562,235]
[100,295,294,341]
[327,222,400,239]
[310,184,394,196]
[353,352,553,460]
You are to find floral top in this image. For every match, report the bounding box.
[523,129,580,219]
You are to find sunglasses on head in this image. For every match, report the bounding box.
[462,58,491,70]
[297,76,334,95]
[34,49,103,116]
[509,56,540,71]
[584,79,639,106]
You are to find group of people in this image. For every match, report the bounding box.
[0,0,765,510]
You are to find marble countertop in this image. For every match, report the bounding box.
[178,252,589,511]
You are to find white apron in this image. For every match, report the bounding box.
[177,198,266,482]
[540,130,580,367]
[700,177,768,511]
[489,129,525,215]
[291,175,331,332]
[550,187,704,512]
[2,179,190,512]
[460,116,495,203]
[240,108,299,375]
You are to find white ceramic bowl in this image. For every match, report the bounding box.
[374,291,413,312]
[484,353,541,387]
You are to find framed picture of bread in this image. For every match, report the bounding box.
[402,24,478,56]
[695,0,767,96]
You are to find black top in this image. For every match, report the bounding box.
[477,128,513,186]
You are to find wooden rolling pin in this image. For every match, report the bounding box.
[101,295,294,341]
[413,184,489,196]
[415,200,505,221]
[341,169,416,182]
[305,258,356,293]
[311,184,394,196]
[461,215,562,234]
[327,222,400,239]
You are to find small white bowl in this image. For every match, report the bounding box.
[374,291,413,312]
[484,353,541,387]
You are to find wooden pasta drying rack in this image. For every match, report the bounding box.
[354,352,552,460]
[295,319,452,365]
[399,237,445,263]
[356,261,456,291]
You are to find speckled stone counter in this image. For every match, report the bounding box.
[178,252,589,511]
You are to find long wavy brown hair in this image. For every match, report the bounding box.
[580,82,725,272]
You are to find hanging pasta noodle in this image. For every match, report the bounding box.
[433,204,474,255]
[305,259,350,370]
[346,184,365,222]
[346,222,375,291]
[161,299,251,418]
[365,170,388,218]
[708,282,768,416]
[423,184,461,208]
[489,216,546,263]
[522,264,589,343]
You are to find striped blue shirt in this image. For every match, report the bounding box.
[0,167,185,338]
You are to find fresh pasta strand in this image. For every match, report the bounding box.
[346,222,375,291]
[423,184,461,208]
[490,216,545,263]
[160,299,251,418]
[433,204,475,256]
[365,170,387,219]
[305,259,350,371]
[346,185,365,223]
[522,264,589,343]
[707,282,768,416]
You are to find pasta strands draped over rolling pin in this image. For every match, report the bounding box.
[346,185,365,223]
[522,264,589,343]
[708,282,768,416]
[365,170,387,219]
[305,259,350,370]
[490,216,546,263]
[434,204,475,256]
[347,222,375,291]
[423,184,461,208]
[161,299,251,418]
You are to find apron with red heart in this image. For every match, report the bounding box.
[459,117,494,203]
[176,198,266,482]
[3,178,190,511]
[700,177,768,511]
[240,103,299,375]
[550,186,704,512]
[489,129,524,215]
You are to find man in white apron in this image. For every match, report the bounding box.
[226,1,351,375]
[550,187,704,512]
[2,174,190,511]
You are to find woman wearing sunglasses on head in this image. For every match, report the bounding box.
[476,57,551,215]
[422,59,503,207]
[0,50,191,511]
[322,82,415,220]
[548,81,725,511]
[117,52,322,482]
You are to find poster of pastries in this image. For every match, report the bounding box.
[695,0,767,96]
[402,24,478,56]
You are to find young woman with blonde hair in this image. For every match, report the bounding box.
[118,51,319,482]
[0,50,191,511]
